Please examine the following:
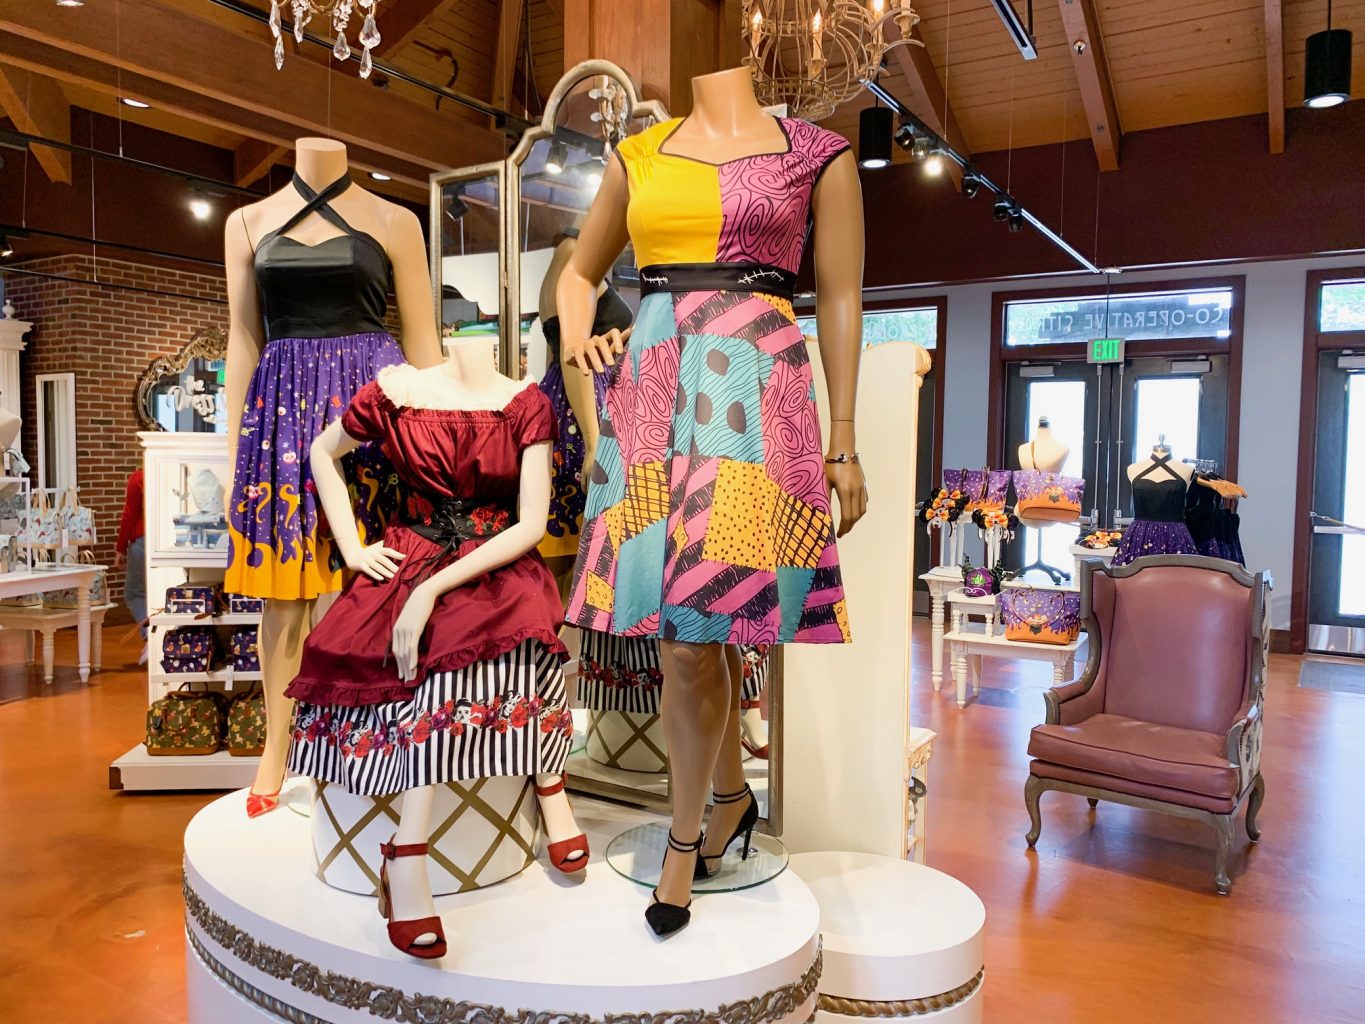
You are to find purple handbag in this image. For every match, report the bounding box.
[962,564,997,598]
[225,593,265,615]
[1013,471,1085,523]
[1001,588,1082,644]
[229,628,260,673]
[165,584,220,616]
[162,627,217,673]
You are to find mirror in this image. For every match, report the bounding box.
[36,372,78,491]
[504,61,784,834]
[135,327,227,433]
[429,161,506,376]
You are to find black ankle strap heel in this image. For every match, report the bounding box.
[695,784,760,881]
[646,831,701,938]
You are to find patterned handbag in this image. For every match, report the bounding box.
[60,489,97,545]
[1001,588,1082,645]
[145,683,224,755]
[226,685,266,756]
[229,627,260,673]
[224,592,265,615]
[43,551,108,609]
[18,490,62,551]
[1013,471,1085,524]
[162,627,218,673]
[165,584,220,615]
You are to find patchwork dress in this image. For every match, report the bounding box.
[566,116,853,646]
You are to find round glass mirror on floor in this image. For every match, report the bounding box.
[606,821,788,893]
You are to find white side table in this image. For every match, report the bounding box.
[947,588,1001,638]
[904,726,935,864]
[944,630,1082,709]
[0,566,102,682]
[0,603,114,684]
[919,569,962,692]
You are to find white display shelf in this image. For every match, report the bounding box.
[152,668,263,684]
[152,611,261,627]
[110,745,260,792]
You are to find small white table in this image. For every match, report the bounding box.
[1070,544,1117,582]
[944,629,1083,709]
[0,602,114,684]
[919,569,963,693]
[0,566,103,683]
[947,588,1001,637]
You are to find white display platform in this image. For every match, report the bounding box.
[789,852,985,1022]
[185,792,822,1023]
[111,744,261,791]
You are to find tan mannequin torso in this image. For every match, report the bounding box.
[1018,422,1069,472]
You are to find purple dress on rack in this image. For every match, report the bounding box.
[1111,454,1198,566]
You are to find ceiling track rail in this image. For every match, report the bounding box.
[867,79,1101,275]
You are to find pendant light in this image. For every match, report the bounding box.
[859,95,893,170]
[1304,0,1353,109]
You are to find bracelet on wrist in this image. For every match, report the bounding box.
[824,452,861,465]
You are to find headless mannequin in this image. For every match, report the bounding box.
[224,138,443,805]
[1017,418,1069,472]
[558,66,868,912]
[1127,441,1194,485]
[310,335,579,948]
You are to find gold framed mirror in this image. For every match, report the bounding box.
[135,327,228,432]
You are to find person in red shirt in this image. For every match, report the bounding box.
[113,469,147,664]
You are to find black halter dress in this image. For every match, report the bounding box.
[1111,453,1199,566]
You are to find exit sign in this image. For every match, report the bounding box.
[1088,337,1126,364]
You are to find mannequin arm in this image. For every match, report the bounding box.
[388,206,445,370]
[224,211,266,462]
[310,419,404,576]
[557,157,631,376]
[810,150,868,536]
[390,440,554,681]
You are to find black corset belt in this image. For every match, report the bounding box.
[398,494,516,582]
[638,262,798,301]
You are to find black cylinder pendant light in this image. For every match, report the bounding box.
[1304,0,1353,109]
[859,103,893,170]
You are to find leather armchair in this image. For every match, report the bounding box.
[1024,555,1269,894]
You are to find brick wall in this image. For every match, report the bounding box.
[4,255,228,617]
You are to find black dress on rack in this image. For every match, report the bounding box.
[1111,454,1199,566]
[1184,475,1245,565]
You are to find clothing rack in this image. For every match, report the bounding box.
[1183,458,1219,474]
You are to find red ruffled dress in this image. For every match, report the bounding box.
[286,366,571,796]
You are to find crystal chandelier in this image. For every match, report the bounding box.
[742,1,922,121]
[269,0,384,78]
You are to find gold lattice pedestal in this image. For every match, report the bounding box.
[585,709,669,774]
[309,777,540,896]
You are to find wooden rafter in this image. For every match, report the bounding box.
[374,0,463,58]
[0,0,503,175]
[491,0,527,117]
[1058,0,1122,171]
[1264,0,1285,154]
[0,66,72,183]
[885,20,968,186]
[234,139,287,188]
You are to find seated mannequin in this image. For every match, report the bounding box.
[1017,417,1069,472]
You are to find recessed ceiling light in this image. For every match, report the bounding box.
[368,171,391,181]
[0,234,13,259]
[120,97,151,109]
[56,0,86,7]
[189,197,212,221]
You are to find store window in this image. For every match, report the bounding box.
[1003,287,1235,347]
[1319,280,1365,332]
[796,306,939,349]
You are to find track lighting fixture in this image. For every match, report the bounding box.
[858,104,893,170]
[910,133,931,163]
[894,120,916,151]
[993,196,1012,221]
[545,140,568,175]
[446,189,469,220]
[962,173,981,199]
[924,152,945,177]
[1304,0,1352,109]
[1008,207,1025,232]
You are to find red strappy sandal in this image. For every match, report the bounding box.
[377,836,447,960]
[245,785,281,819]
[534,777,590,874]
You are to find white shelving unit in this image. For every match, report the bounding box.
[111,431,263,792]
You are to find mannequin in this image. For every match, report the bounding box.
[0,408,20,499]
[1017,418,1069,472]
[1111,438,1197,565]
[1127,438,1194,485]
[559,66,867,934]
[224,138,443,816]
[286,334,585,958]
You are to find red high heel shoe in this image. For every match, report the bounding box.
[534,777,590,873]
[377,837,447,960]
[245,785,282,819]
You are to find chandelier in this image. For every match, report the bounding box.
[742,1,922,121]
[269,0,384,78]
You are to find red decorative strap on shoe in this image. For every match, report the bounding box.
[379,840,430,860]
[535,778,566,798]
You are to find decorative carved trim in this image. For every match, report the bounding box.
[816,969,983,1017]
[135,327,227,430]
[184,875,822,1024]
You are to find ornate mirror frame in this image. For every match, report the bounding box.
[135,327,228,431]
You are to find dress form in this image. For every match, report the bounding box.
[1127,442,1194,484]
[1018,419,1069,472]
[223,137,444,806]
[555,65,867,918]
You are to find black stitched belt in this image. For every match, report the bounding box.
[638,262,797,301]
[399,494,515,547]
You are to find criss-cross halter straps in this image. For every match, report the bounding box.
[1134,452,1183,484]
[256,173,388,266]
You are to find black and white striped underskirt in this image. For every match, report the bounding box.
[576,632,769,713]
[288,640,570,797]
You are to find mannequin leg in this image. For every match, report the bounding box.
[656,640,730,907]
[384,784,439,946]
[535,772,588,869]
[250,598,312,798]
[700,647,749,862]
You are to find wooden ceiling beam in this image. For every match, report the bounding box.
[0,66,73,183]
[373,0,463,58]
[0,0,502,172]
[491,0,527,118]
[884,21,968,187]
[234,139,288,188]
[0,38,436,193]
[1058,0,1122,171]
[1264,0,1285,154]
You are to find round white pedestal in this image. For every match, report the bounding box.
[185,792,822,1023]
[309,777,540,896]
[789,852,985,1022]
[585,709,669,773]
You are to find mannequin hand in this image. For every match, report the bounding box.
[580,438,599,487]
[825,461,869,538]
[347,541,405,581]
[391,584,436,683]
[565,326,631,376]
